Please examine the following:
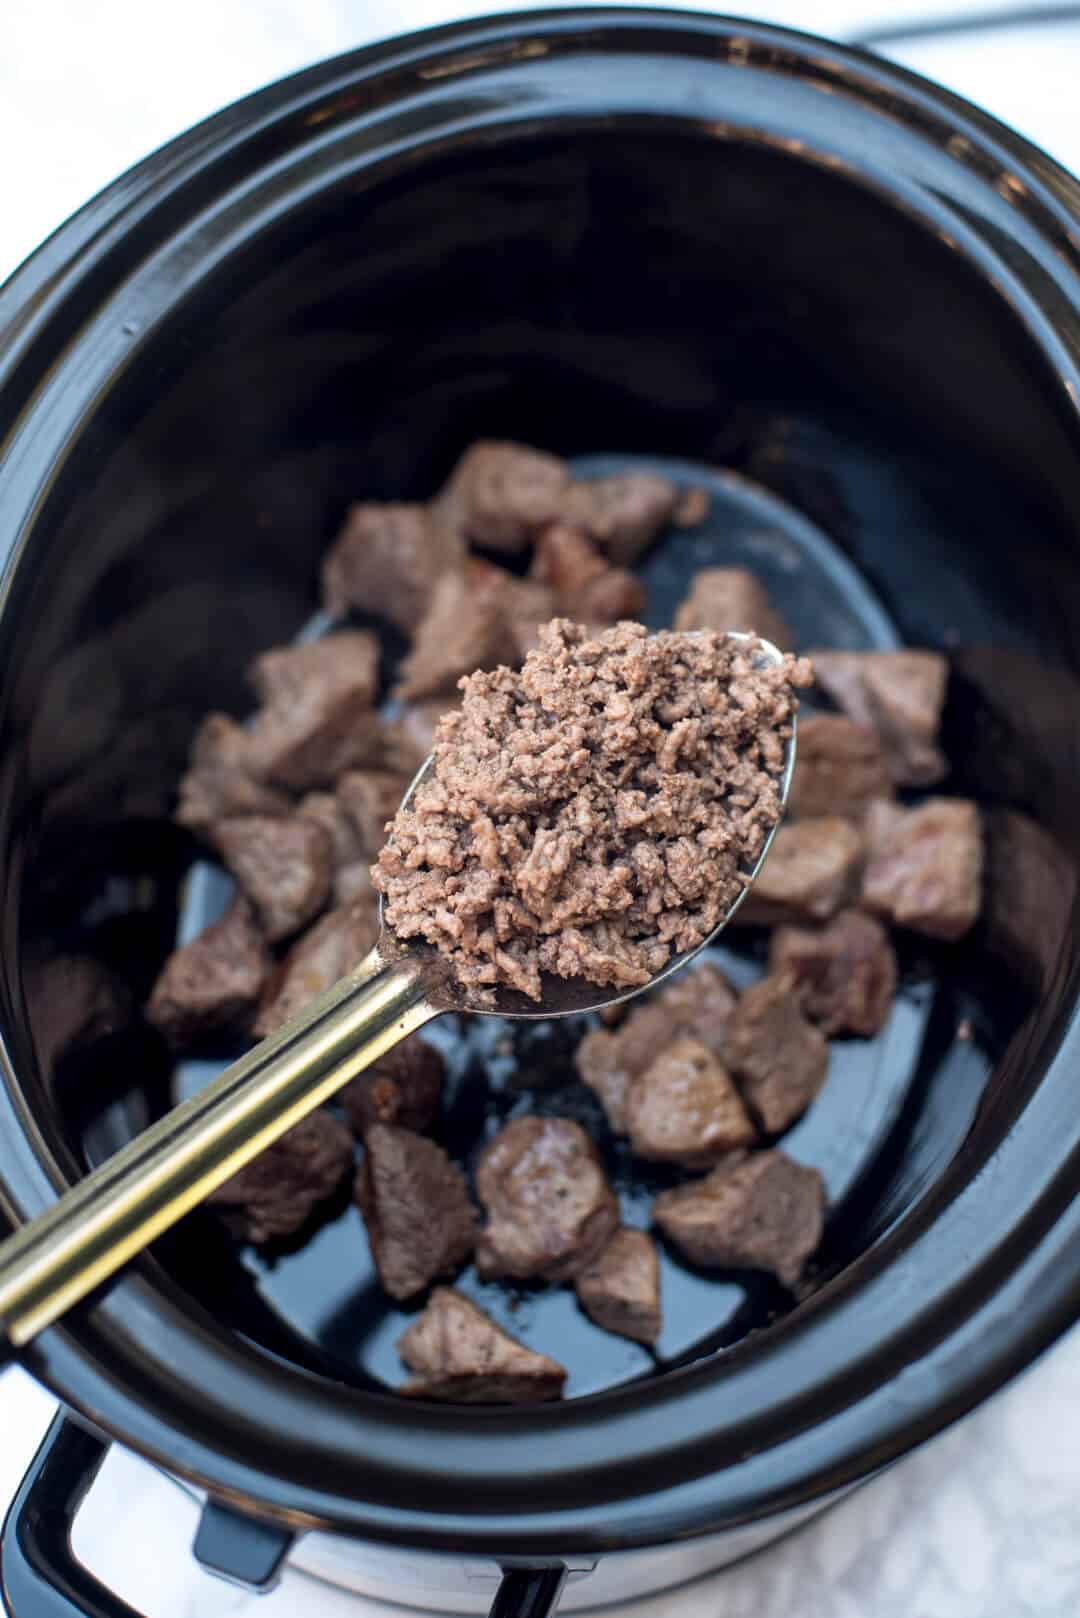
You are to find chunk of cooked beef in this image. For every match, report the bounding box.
[244,632,383,791]
[531,523,646,624]
[574,963,739,1131]
[475,1116,620,1282]
[207,1111,353,1244]
[723,973,829,1133]
[337,769,410,856]
[429,440,571,552]
[394,562,526,701]
[212,814,333,942]
[736,817,864,926]
[175,714,290,832]
[810,648,948,787]
[626,1035,757,1167]
[341,1036,445,1135]
[862,797,983,941]
[355,1124,477,1301]
[147,897,271,1048]
[508,580,560,661]
[24,954,134,1080]
[382,696,463,776]
[297,791,362,868]
[575,1227,661,1345]
[559,471,681,565]
[653,1149,825,1287]
[321,502,464,632]
[397,1286,567,1403]
[333,861,377,908]
[253,900,379,1038]
[788,714,893,820]
[769,909,897,1037]
[673,567,792,651]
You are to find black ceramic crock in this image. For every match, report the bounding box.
[3,10,1080,1617]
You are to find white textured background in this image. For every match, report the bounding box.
[2,4,1080,1616]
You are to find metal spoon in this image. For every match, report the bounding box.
[0,634,795,1355]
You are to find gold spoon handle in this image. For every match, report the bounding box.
[0,947,439,1349]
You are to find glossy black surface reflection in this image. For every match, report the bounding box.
[1,8,1080,1557]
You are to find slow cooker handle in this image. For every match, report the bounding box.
[489,1566,568,1618]
[0,1413,142,1617]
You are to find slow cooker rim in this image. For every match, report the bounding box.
[3,7,1080,1553]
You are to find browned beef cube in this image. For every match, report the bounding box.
[356,1124,477,1301]
[341,1036,445,1135]
[383,696,463,775]
[148,898,271,1048]
[862,798,982,941]
[788,714,893,820]
[770,909,897,1037]
[207,1111,353,1244]
[397,1286,566,1404]
[575,1228,661,1345]
[737,818,864,926]
[653,1149,825,1287]
[982,809,1076,991]
[321,502,464,632]
[674,567,792,651]
[531,523,645,625]
[626,1035,757,1168]
[559,471,681,565]
[25,954,133,1080]
[176,714,290,832]
[297,791,361,866]
[337,769,409,857]
[574,963,739,1132]
[724,973,829,1133]
[213,814,333,942]
[811,648,948,787]
[395,562,524,701]
[430,440,571,552]
[333,861,377,908]
[508,580,559,661]
[245,632,383,791]
[475,1116,620,1282]
[253,900,379,1038]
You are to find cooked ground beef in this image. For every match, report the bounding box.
[475,1116,620,1282]
[723,973,830,1133]
[375,620,808,1004]
[788,713,893,820]
[626,1035,757,1167]
[148,897,271,1047]
[810,648,948,787]
[355,1124,477,1301]
[653,1149,825,1287]
[341,1036,445,1135]
[862,798,983,940]
[397,1286,567,1403]
[770,909,898,1037]
[212,814,334,943]
[208,1111,353,1244]
[575,1227,662,1345]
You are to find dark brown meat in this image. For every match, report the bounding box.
[788,714,893,820]
[297,791,362,867]
[175,714,290,832]
[394,562,525,701]
[575,1227,661,1345]
[341,1036,445,1135]
[770,909,898,1037]
[737,817,865,926]
[337,769,409,856]
[429,440,570,552]
[723,973,829,1133]
[333,861,377,908]
[674,567,792,651]
[559,471,681,565]
[574,963,739,1131]
[253,901,379,1038]
[321,502,464,632]
[244,632,383,791]
[147,897,271,1048]
[653,1149,825,1287]
[531,523,646,625]
[397,1286,566,1404]
[207,1111,353,1244]
[24,954,134,1080]
[811,648,948,787]
[355,1124,477,1301]
[475,1116,620,1282]
[382,696,462,776]
[626,1035,757,1167]
[862,798,982,941]
[213,814,333,943]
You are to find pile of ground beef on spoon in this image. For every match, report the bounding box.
[373,619,811,1003]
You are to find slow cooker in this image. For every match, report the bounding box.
[3,10,1080,1617]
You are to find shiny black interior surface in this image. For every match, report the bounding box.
[2,11,1080,1548]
